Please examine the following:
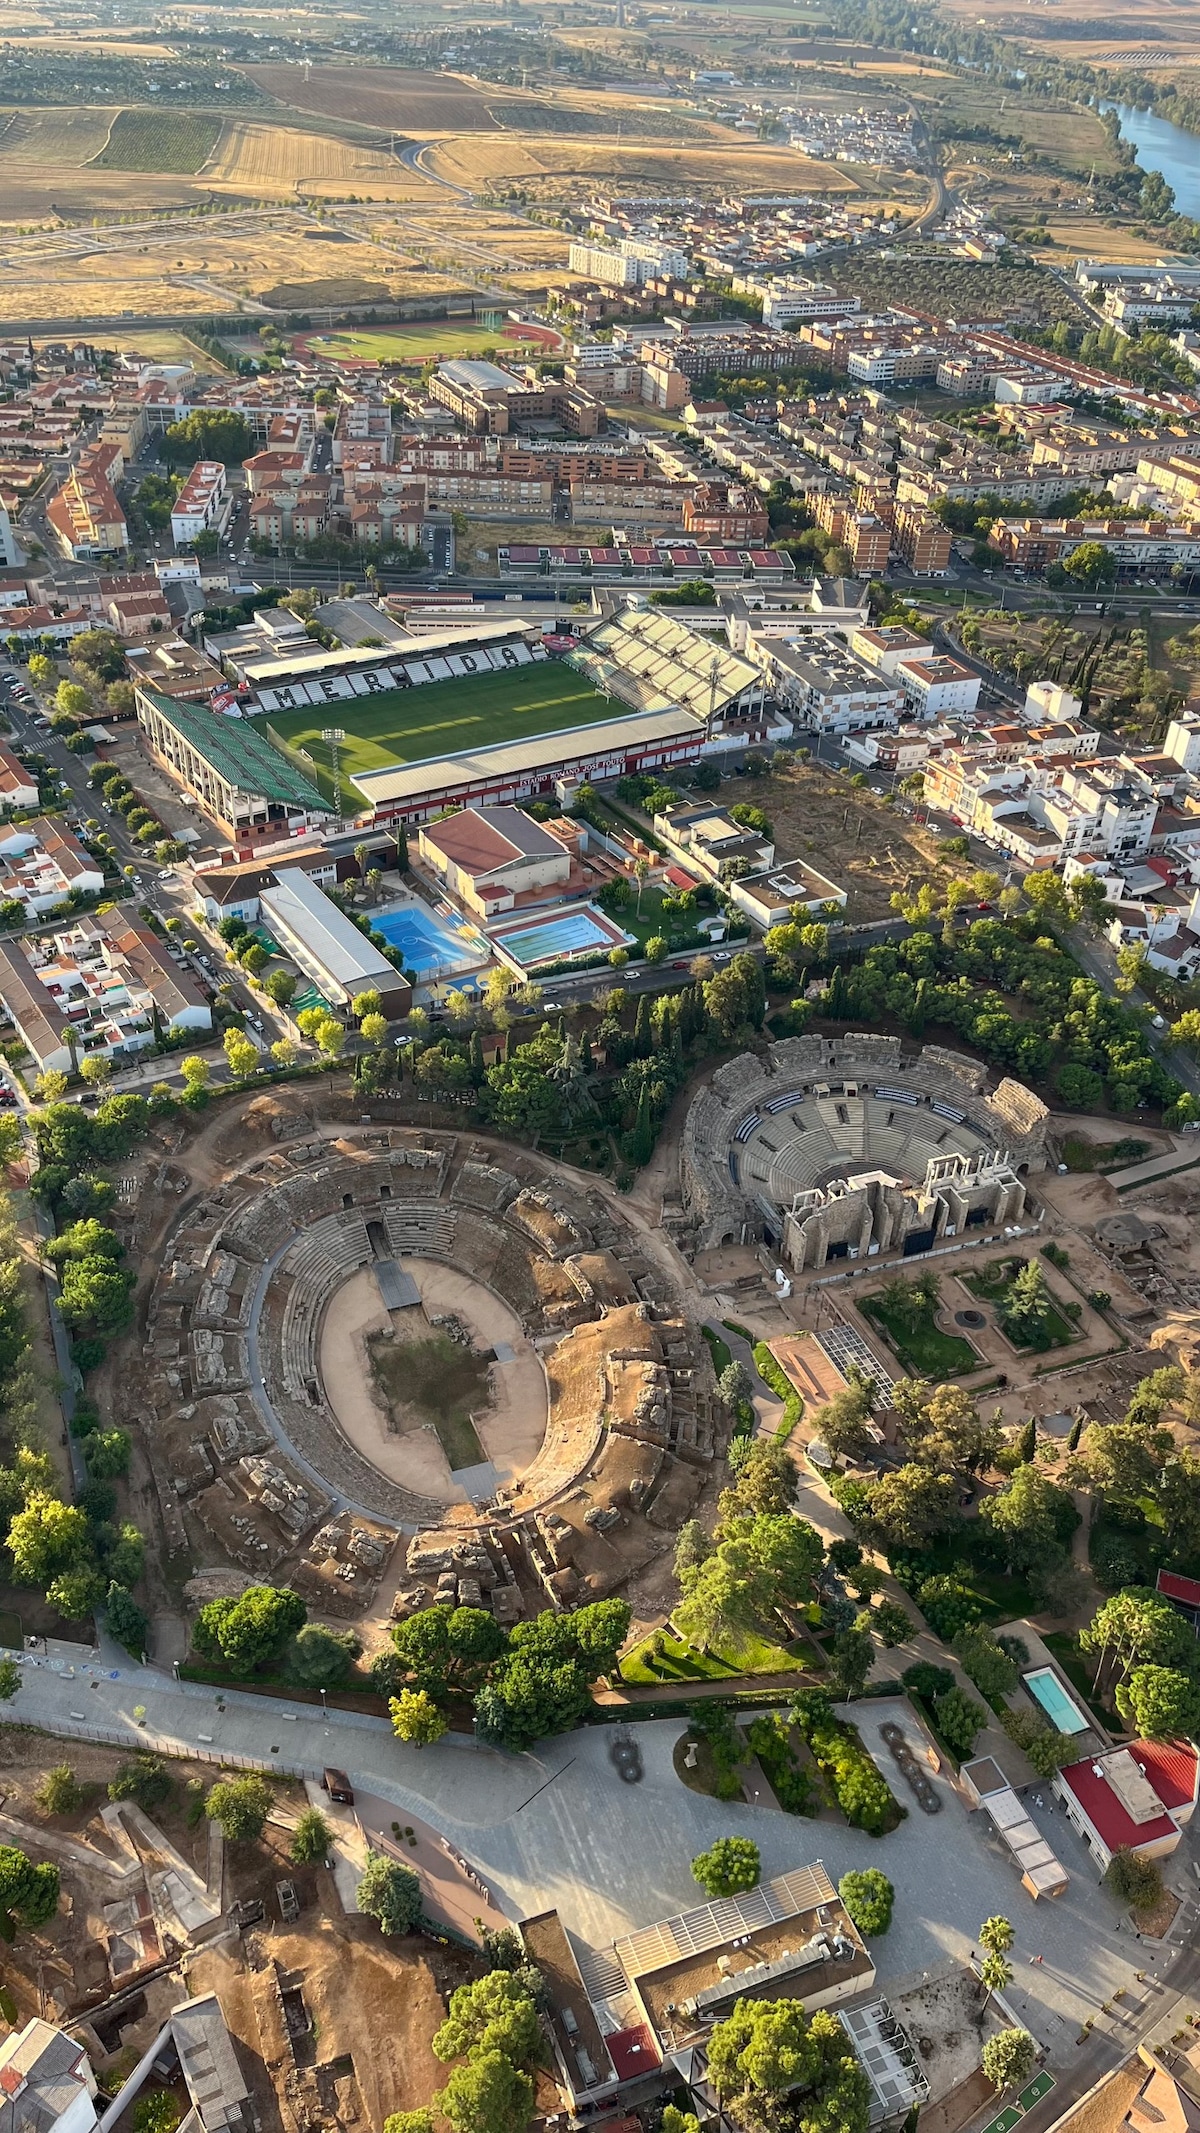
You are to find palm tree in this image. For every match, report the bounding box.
[979,1914,1014,1956]
[979,1953,1014,1999]
[633,856,650,915]
[60,1025,78,1076]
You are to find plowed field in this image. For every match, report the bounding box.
[245,63,500,133]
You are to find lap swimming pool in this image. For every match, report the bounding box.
[488,904,629,970]
[1023,1666,1090,1734]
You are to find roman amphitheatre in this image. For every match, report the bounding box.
[95,1031,1066,1635]
[120,1110,723,1625]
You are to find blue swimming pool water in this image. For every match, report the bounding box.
[373,904,474,977]
[493,909,616,967]
[1023,1667,1089,1734]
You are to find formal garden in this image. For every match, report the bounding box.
[859,1271,979,1378]
[964,1257,1081,1354]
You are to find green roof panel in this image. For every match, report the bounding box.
[140,690,331,813]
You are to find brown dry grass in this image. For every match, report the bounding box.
[429,131,858,195]
[0,217,466,319]
[206,120,425,199]
[759,759,960,921]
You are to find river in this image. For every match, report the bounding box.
[1101,100,1200,218]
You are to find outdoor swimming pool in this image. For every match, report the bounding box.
[373,902,481,980]
[1023,1666,1090,1735]
[489,905,627,970]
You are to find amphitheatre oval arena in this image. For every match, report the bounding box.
[133,1119,719,1617]
[681,1034,1050,1271]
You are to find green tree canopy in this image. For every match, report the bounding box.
[436,2051,534,2133]
[0,1846,59,1933]
[838,1869,894,1937]
[290,1807,331,1866]
[357,1852,421,1935]
[205,1774,272,1844]
[1115,1662,1200,1740]
[981,2030,1037,2095]
[163,409,252,466]
[433,1973,543,2068]
[691,1837,761,1898]
[193,1585,306,1675]
[706,1998,871,2133]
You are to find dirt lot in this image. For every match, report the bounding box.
[0,1726,484,2131]
[754,757,960,920]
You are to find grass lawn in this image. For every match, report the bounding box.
[917,1539,1037,1627]
[264,662,618,803]
[305,322,556,364]
[619,1628,808,1685]
[964,1260,1078,1351]
[701,1325,733,1378]
[860,1292,977,1377]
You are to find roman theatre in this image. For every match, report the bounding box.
[132,1128,720,1609]
[678,1035,1050,1270]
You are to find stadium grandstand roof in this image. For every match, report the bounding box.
[136,690,331,813]
[571,606,761,721]
[351,706,698,810]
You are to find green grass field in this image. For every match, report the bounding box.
[91,108,222,173]
[305,322,557,364]
[266,662,618,803]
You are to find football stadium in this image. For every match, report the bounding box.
[266,659,620,809]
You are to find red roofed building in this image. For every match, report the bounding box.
[1053,1740,1198,1870]
[605,2026,660,2083]
[1158,1567,1200,1625]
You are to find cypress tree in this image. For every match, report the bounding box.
[630,1081,654,1166]
[469,1029,485,1085]
[1066,1415,1084,1452]
[396,823,409,873]
[580,1031,593,1071]
[634,993,652,1057]
[1015,1416,1037,1464]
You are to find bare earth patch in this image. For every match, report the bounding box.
[319,1262,547,1503]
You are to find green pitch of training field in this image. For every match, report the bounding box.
[266,662,617,804]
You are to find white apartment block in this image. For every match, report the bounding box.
[894,654,981,720]
[767,641,903,733]
[170,459,230,550]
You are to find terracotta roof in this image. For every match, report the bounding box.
[606,2026,659,2081]
[1159,1568,1200,1607]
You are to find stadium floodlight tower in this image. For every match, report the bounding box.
[705,651,721,744]
[321,727,346,825]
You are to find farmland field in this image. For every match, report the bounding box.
[0,105,113,163]
[206,120,422,199]
[303,319,562,363]
[90,107,222,173]
[245,63,502,134]
[428,131,859,196]
[266,663,619,803]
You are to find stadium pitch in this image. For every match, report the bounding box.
[266,662,618,803]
